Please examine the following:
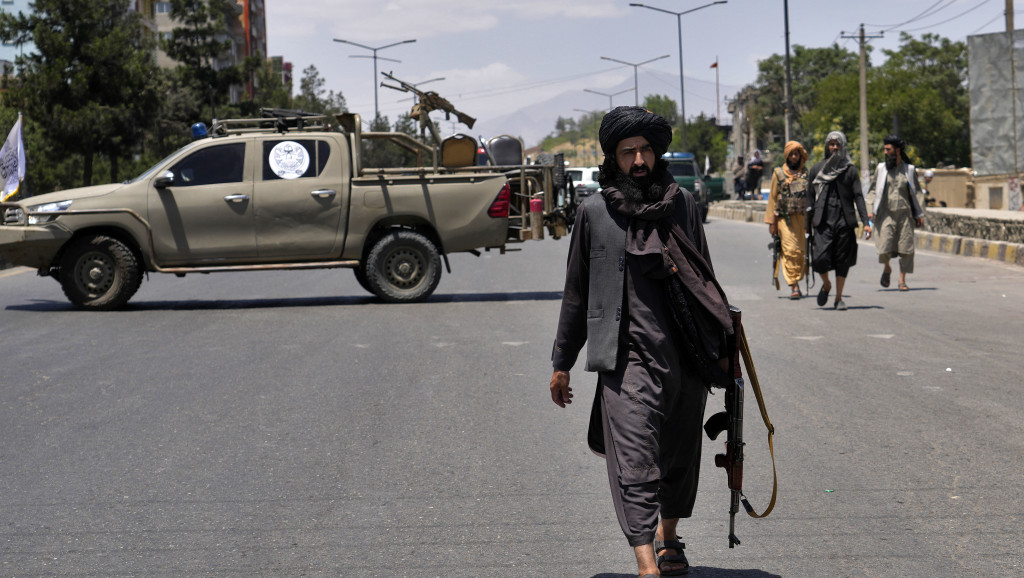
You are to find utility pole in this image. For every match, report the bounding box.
[842,24,883,188]
[783,0,793,142]
[1008,0,1020,209]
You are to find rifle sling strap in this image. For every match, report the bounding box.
[738,322,778,519]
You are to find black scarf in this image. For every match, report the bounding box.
[603,177,733,385]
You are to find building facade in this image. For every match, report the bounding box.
[153,0,267,102]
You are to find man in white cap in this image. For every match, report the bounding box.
[920,169,934,208]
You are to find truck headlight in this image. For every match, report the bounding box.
[27,200,72,224]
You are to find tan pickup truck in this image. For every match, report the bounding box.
[0,111,573,309]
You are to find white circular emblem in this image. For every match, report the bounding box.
[269,141,309,180]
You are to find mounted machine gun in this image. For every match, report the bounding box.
[380,71,476,148]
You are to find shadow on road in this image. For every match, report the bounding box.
[6,291,564,312]
[592,568,780,578]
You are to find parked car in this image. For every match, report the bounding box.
[566,166,601,197]
[662,152,709,222]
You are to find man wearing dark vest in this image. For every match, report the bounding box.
[549,106,733,577]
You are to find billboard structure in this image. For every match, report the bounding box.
[969,30,1024,210]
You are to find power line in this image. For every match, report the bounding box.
[864,0,956,30]
[897,0,993,33]
[969,11,1004,34]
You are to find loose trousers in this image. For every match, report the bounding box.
[595,342,708,547]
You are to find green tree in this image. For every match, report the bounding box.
[162,0,243,119]
[746,44,860,150]
[251,58,293,110]
[0,0,161,187]
[802,33,969,168]
[684,113,729,175]
[643,94,679,127]
[292,65,347,115]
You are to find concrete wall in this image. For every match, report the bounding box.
[708,200,1024,268]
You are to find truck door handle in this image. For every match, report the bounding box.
[224,194,250,203]
[311,189,337,199]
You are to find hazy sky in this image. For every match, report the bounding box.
[265,1,1018,145]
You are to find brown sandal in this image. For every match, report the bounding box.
[899,283,910,291]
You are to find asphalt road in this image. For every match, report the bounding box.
[1,217,1022,577]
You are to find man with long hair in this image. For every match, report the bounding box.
[867,135,925,291]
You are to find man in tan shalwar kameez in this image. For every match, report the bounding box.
[867,135,925,291]
[765,141,809,299]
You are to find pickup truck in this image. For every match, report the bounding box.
[662,152,709,222]
[0,111,573,309]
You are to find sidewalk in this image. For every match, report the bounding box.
[709,200,1024,267]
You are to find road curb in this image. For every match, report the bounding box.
[708,202,1024,268]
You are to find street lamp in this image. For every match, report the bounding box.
[333,37,416,120]
[583,87,635,111]
[630,1,727,149]
[599,54,670,106]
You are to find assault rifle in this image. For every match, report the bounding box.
[805,206,815,294]
[768,234,781,290]
[380,71,476,147]
[704,306,777,548]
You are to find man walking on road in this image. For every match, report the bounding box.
[807,131,871,310]
[867,135,925,292]
[548,106,733,577]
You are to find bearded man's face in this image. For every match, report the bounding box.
[615,136,656,180]
[884,143,899,169]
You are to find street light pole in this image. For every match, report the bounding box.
[599,54,670,106]
[630,1,727,149]
[333,38,416,120]
[584,87,635,111]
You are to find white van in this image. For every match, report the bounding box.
[566,166,601,197]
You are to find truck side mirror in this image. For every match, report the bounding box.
[154,171,175,188]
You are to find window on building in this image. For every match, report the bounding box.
[155,2,172,13]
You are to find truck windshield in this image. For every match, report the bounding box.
[667,163,696,177]
[125,143,192,184]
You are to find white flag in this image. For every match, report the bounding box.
[1,113,26,202]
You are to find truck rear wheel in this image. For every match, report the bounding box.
[58,235,143,310]
[365,230,441,303]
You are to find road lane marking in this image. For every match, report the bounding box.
[0,267,30,279]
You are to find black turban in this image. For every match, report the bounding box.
[599,106,673,158]
[884,134,911,163]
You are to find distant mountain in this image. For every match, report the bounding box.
[471,83,630,149]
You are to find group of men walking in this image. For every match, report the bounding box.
[547,107,927,577]
[762,131,926,308]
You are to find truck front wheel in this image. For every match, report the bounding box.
[58,235,143,310]
[365,230,441,303]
